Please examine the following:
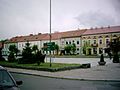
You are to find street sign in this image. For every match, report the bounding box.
[43,42,55,51]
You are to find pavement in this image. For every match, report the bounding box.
[46,57,112,67]
[6,58,120,81]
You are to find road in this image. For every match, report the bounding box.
[11,73,120,90]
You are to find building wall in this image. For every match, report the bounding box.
[2,30,120,56]
[61,37,81,54]
[81,33,120,55]
[2,42,17,55]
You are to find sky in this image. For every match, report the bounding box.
[0,0,120,40]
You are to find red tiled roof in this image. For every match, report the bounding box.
[5,26,120,43]
[42,32,62,40]
[83,26,120,35]
[61,29,86,38]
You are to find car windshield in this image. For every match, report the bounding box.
[0,70,15,87]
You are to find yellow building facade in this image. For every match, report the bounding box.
[81,32,120,55]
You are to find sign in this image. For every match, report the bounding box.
[43,42,55,51]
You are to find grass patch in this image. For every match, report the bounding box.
[0,61,82,72]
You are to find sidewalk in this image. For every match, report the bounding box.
[6,62,120,81]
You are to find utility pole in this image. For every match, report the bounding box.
[49,0,52,67]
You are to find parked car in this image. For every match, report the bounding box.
[0,66,22,90]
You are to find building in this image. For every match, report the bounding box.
[2,25,120,55]
[81,26,120,55]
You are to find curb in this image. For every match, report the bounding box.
[10,71,120,82]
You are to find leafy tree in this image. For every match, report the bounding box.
[64,44,72,55]
[82,41,91,55]
[107,38,120,63]
[71,43,76,55]
[54,44,59,55]
[64,43,77,55]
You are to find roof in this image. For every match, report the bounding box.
[61,29,86,38]
[83,26,120,35]
[4,25,120,43]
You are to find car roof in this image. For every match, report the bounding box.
[0,66,6,70]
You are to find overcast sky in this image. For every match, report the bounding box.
[0,0,120,40]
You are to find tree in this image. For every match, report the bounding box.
[64,44,72,55]
[82,41,92,55]
[35,50,45,65]
[71,43,76,55]
[82,41,87,55]
[32,45,38,54]
[106,37,120,63]
[8,45,19,62]
[54,44,59,55]
[109,38,120,63]
[20,42,33,64]
[0,41,5,61]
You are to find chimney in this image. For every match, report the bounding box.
[38,33,41,35]
[101,26,103,29]
[30,34,33,36]
[108,25,110,28]
[91,27,93,30]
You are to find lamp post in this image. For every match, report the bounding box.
[49,0,52,67]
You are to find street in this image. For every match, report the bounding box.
[11,73,120,90]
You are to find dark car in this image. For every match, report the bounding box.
[0,66,22,90]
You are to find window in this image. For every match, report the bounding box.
[0,70,15,86]
[66,41,68,44]
[62,41,64,44]
[94,40,96,44]
[99,39,102,44]
[19,44,21,48]
[77,48,79,51]
[69,41,71,44]
[106,39,109,44]
[77,41,79,44]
